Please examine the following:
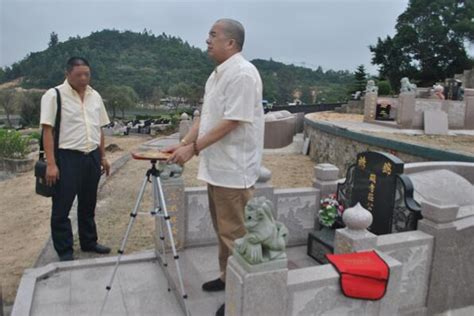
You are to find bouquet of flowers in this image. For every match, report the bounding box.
[318,194,345,228]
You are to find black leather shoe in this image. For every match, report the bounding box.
[216,304,225,316]
[202,278,225,292]
[59,253,74,261]
[81,243,111,254]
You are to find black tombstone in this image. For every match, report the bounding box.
[307,151,422,263]
[445,79,462,100]
[375,103,393,121]
[349,151,403,234]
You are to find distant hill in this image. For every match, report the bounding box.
[0,29,354,103]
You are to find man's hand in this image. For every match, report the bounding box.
[162,143,183,154]
[46,163,60,186]
[101,158,111,176]
[168,144,195,165]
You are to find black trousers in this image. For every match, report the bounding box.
[51,148,101,256]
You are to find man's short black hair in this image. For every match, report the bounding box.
[66,57,90,72]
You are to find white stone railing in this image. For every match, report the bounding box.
[225,202,414,315]
[182,184,319,248]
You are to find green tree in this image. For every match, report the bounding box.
[18,91,43,127]
[48,32,59,47]
[186,84,203,107]
[300,86,314,104]
[168,82,192,111]
[370,0,474,90]
[150,86,164,109]
[102,85,138,119]
[377,80,392,95]
[0,68,5,83]
[353,65,368,93]
[2,29,356,105]
[370,36,416,91]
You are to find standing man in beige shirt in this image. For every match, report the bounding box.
[165,19,264,316]
[40,57,112,261]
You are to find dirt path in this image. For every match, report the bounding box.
[73,159,157,261]
[73,151,315,258]
[306,112,364,122]
[181,154,315,188]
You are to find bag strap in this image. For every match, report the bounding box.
[39,88,62,160]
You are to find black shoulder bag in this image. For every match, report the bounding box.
[35,88,61,197]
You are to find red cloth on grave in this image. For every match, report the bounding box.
[326,250,389,300]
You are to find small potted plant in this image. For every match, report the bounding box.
[318,194,345,229]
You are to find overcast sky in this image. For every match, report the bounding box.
[1,0,413,74]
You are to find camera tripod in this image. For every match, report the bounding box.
[100,159,189,316]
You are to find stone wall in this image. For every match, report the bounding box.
[183,187,215,247]
[335,100,364,114]
[305,123,426,177]
[274,188,318,245]
[404,161,474,184]
[464,69,474,88]
[366,96,467,129]
[287,253,402,316]
[225,195,440,316]
[377,231,433,314]
[182,185,319,248]
[225,206,438,315]
[0,156,35,173]
[285,229,434,316]
[413,99,465,129]
[418,201,474,314]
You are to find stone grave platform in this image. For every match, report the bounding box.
[13,245,316,316]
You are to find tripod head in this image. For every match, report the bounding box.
[131,150,182,180]
[131,150,171,161]
[132,150,171,179]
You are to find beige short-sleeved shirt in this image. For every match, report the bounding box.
[197,53,264,189]
[40,80,110,153]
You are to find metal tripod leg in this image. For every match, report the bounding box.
[99,174,149,315]
[151,174,190,315]
[152,173,170,292]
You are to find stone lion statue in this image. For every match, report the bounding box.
[234,197,289,264]
[365,80,378,93]
[400,77,417,93]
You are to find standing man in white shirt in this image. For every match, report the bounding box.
[40,57,112,262]
[165,18,264,316]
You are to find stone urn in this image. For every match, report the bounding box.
[342,202,373,231]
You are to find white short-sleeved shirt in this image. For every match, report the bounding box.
[197,53,264,189]
[40,80,110,153]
